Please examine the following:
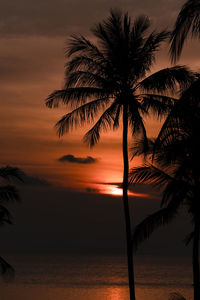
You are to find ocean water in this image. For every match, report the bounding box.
[0,254,193,300]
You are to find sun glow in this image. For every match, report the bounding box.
[96,184,149,198]
[107,185,123,196]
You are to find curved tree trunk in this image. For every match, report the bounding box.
[193,215,200,300]
[122,104,136,300]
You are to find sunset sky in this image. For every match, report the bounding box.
[1,0,200,254]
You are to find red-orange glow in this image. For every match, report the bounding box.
[109,186,123,196]
[104,287,128,300]
[96,184,149,198]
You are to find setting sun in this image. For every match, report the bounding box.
[95,183,149,198]
[110,186,123,196]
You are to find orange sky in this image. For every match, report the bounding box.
[1,0,200,196]
[0,0,198,256]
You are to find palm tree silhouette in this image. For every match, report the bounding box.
[0,166,22,276]
[46,10,194,300]
[129,76,200,300]
[170,0,200,62]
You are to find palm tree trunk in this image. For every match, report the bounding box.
[193,215,200,300]
[122,104,136,300]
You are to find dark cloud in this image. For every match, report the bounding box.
[58,154,98,164]
[0,0,185,37]
[0,37,65,85]
[0,0,121,37]
[85,187,99,193]
[0,1,198,89]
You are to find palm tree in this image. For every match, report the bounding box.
[0,166,22,277]
[129,76,200,300]
[46,10,194,300]
[170,0,200,62]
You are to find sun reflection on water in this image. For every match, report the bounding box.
[105,287,127,300]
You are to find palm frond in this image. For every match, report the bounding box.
[123,12,131,38]
[129,164,174,187]
[139,94,177,117]
[55,97,110,136]
[128,99,147,138]
[154,76,200,154]
[83,101,119,147]
[66,35,106,62]
[113,103,121,129]
[130,137,155,159]
[129,29,169,83]
[153,120,184,160]
[0,186,20,203]
[131,114,147,148]
[45,87,107,108]
[92,10,133,83]
[132,202,179,251]
[131,15,150,38]
[153,138,188,167]
[129,15,151,80]
[0,205,12,225]
[0,166,23,182]
[138,66,195,94]
[170,0,200,62]
[45,90,69,108]
[92,9,131,62]
[0,256,14,278]
[184,231,194,246]
[161,178,191,206]
[66,71,108,88]
[66,55,103,74]
[92,10,123,50]
[179,75,200,104]
[137,30,169,72]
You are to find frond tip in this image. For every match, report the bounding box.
[170,0,200,62]
[55,97,109,137]
[168,292,186,300]
[0,166,23,182]
[139,66,195,94]
[0,256,14,279]
[83,101,118,147]
[129,165,173,187]
[0,186,20,203]
[132,206,177,251]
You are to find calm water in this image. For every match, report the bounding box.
[0,254,193,300]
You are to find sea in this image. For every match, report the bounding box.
[0,254,193,300]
